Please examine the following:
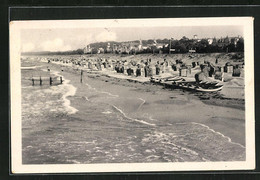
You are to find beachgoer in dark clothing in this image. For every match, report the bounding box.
[209,65,215,77]
[147,65,153,77]
[103,62,107,68]
[115,64,119,73]
[144,62,148,77]
[88,62,92,69]
[155,61,160,75]
[136,64,141,77]
[127,68,130,75]
[164,59,168,67]
[127,67,134,76]
[118,63,122,73]
[120,66,124,73]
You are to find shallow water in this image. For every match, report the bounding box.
[21,59,245,164]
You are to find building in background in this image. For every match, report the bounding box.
[83,45,92,54]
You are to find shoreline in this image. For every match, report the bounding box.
[21,55,246,163]
[49,61,245,147]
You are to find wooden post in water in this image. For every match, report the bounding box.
[40,76,42,86]
[60,77,63,84]
[80,70,83,83]
[50,77,53,85]
[32,78,34,86]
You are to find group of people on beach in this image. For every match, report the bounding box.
[112,58,176,77]
[45,56,177,78]
[114,58,166,77]
[40,54,243,83]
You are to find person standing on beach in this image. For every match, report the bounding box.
[115,63,119,73]
[164,58,168,67]
[121,64,125,73]
[155,61,160,75]
[136,64,141,77]
[118,63,122,73]
[149,58,152,65]
[90,61,93,70]
[144,62,148,77]
[147,65,153,77]
[164,58,169,73]
[161,61,165,73]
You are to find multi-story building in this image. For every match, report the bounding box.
[83,45,92,54]
[106,43,111,53]
[97,48,104,54]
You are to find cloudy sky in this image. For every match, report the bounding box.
[21,25,243,52]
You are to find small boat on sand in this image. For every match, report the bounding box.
[150,76,223,92]
[171,81,223,92]
[150,76,184,83]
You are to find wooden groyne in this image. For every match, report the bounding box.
[31,76,63,86]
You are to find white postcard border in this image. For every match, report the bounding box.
[10,17,255,173]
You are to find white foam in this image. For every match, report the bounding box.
[137,98,146,110]
[21,66,42,70]
[22,86,32,89]
[85,82,119,97]
[112,105,156,127]
[175,122,188,125]
[202,157,210,162]
[66,159,81,164]
[143,131,200,157]
[99,90,119,97]
[48,70,78,115]
[62,78,78,114]
[85,82,96,90]
[84,96,90,101]
[102,111,112,114]
[191,122,245,148]
[149,116,157,121]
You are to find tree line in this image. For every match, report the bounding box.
[22,36,244,56]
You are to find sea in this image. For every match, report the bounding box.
[21,57,245,164]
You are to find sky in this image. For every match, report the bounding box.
[21,26,243,52]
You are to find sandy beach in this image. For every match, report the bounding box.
[21,53,245,164]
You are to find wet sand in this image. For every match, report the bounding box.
[44,58,245,146]
[66,69,245,145]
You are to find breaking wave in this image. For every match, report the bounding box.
[112,105,156,127]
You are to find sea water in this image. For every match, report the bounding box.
[21,61,245,164]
